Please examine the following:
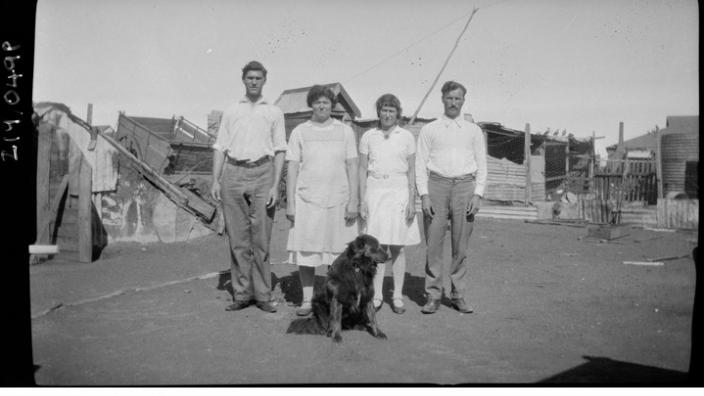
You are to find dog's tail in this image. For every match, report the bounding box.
[286,297,330,335]
[286,316,327,335]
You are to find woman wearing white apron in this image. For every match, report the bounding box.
[286,85,359,316]
[359,94,421,314]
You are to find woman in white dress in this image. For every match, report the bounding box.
[286,85,359,316]
[359,94,421,314]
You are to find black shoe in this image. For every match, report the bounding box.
[255,301,277,313]
[225,300,252,311]
[421,299,440,314]
[450,298,474,314]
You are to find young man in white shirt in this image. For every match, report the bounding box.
[415,81,488,314]
[210,61,286,313]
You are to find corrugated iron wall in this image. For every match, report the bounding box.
[662,133,699,196]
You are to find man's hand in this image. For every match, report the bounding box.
[466,194,481,216]
[210,180,222,202]
[266,185,280,209]
[286,200,295,225]
[421,195,434,218]
[345,201,358,225]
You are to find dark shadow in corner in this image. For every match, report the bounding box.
[689,245,701,385]
[92,201,108,260]
[538,355,687,384]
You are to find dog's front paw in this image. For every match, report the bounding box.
[332,333,343,343]
[374,330,387,340]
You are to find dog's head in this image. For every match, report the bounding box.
[346,234,389,266]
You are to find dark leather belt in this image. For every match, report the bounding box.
[227,155,271,168]
[429,171,476,183]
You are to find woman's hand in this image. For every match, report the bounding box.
[421,195,434,218]
[405,200,416,223]
[360,201,369,221]
[345,201,358,225]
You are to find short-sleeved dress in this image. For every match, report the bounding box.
[286,119,359,267]
[359,126,421,246]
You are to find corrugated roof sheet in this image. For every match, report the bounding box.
[606,115,698,151]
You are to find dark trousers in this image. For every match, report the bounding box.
[423,172,476,301]
[220,160,275,302]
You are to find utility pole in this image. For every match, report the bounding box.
[524,123,531,205]
[408,7,479,125]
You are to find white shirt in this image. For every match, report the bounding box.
[415,115,488,197]
[359,126,415,177]
[212,97,287,161]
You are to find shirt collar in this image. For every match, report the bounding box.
[441,114,462,126]
[239,96,269,105]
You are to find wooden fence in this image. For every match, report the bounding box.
[657,198,698,229]
[592,158,658,204]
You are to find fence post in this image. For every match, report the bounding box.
[524,123,531,205]
[654,125,664,200]
[78,155,93,263]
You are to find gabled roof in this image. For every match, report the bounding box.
[606,133,657,152]
[275,83,361,118]
[606,115,698,151]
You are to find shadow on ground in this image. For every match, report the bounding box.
[215,270,429,307]
[538,355,688,384]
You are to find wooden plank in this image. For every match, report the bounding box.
[78,155,93,263]
[36,123,52,244]
[587,224,629,240]
[30,175,69,264]
[179,187,216,223]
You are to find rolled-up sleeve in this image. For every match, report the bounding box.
[286,127,301,162]
[473,127,488,197]
[415,126,431,196]
[212,112,229,152]
[271,107,288,152]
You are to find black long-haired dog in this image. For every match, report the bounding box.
[286,234,389,343]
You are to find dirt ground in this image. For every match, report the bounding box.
[30,209,698,385]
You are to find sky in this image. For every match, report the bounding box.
[33,0,698,156]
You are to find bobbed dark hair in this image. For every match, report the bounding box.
[375,93,402,119]
[306,85,337,108]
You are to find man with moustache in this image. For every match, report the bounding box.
[415,80,488,314]
[210,61,286,313]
